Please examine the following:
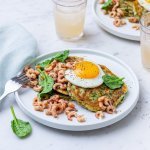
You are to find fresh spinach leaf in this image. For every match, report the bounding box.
[102,74,124,90]
[37,93,50,100]
[102,0,113,10]
[10,106,32,138]
[38,59,54,69]
[54,50,69,62]
[38,50,69,69]
[38,71,54,100]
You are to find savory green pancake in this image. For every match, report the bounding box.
[67,65,128,112]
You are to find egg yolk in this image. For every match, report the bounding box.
[74,61,100,79]
[146,0,150,3]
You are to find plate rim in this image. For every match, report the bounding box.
[92,0,140,41]
[15,48,140,131]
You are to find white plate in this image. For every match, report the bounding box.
[15,49,139,131]
[92,0,140,41]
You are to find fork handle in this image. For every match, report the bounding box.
[0,91,8,103]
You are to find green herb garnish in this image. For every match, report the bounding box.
[102,74,124,90]
[38,50,69,69]
[102,0,113,10]
[38,59,53,69]
[54,50,69,62]
[10,106,32,138]
[38,71,54,100]
[90,92,100,101]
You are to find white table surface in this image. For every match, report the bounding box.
[0,0,150,150]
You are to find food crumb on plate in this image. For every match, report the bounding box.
[95,111,105,119]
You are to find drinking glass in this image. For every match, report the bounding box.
[53,0,87,41]
[140,12,150,68]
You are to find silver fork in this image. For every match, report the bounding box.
[0,72,29,103]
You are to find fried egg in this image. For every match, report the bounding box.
[65,60,105,88]
[138,0,150,11]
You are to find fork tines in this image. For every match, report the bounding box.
[11,73,29,85]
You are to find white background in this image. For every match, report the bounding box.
[0,0,150,150]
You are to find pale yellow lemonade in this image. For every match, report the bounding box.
[141,40,150,68]
[54,9,86,39]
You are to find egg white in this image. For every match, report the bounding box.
[65,65,105,88]
[138,0,150,11]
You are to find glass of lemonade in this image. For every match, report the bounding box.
[140,12,150,68]
[53,0,87,41]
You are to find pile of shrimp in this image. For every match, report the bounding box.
[24,59,76,93]
[44,60,75,93]
[24,66,42,92]
[44,58,83,93]
[100,0,140,29]
[98,96,116,114]
[33,94,86,123]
